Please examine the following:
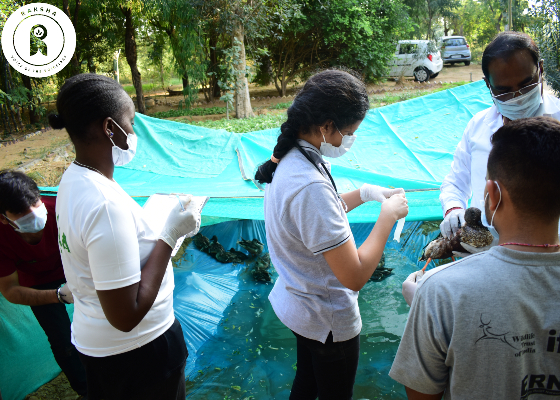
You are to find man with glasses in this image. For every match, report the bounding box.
[439,31,560,251]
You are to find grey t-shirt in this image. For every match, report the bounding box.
[265,140,360,344]
[389,246,560,399]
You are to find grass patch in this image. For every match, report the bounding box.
[123,83,161,95]
[167,81,470,132]
[151,107,227,119]
[268,101,292,110]
[369,81,469,108]
[181,114,286,133]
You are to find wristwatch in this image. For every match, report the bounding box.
[56,284,70,304]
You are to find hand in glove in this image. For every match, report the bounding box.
[360,184,405,203]
[159,195,204,249]
[380,193,409,221]
[402,270,424,306]
[452,237,498,258]
[58,284,74,304]
[440,208,465,238]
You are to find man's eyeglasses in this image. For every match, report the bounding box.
[490,73,541,102]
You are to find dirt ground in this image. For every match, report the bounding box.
[24,373,82,400]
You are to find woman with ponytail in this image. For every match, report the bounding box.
[257,70,409,400]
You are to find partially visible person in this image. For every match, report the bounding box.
[51,74,202,400]
[256,70,408,400]
[390,116,560,399]
[0,170,87,397]
[439,31,560,251]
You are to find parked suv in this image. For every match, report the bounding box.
[389,40,443,83]
[441,36,471,66]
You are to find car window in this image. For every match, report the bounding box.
[443,38,466,46]
[399,44,418,54]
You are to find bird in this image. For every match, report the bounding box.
[420,207,493,267]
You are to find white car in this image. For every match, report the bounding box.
[388,40,443,82]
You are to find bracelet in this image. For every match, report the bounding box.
[56,285,69,304]
[444,207,463,217]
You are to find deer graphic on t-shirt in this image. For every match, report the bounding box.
[475,314,517,349]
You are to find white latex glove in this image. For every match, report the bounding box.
[402,270,424,306]
[360,184,405,203]
[159,195,202,249]
[440,208,465,238]
[452,238,498,258]
[58,284,74,304]
[380,193,409,221]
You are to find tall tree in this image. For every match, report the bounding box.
[120,4,145,114]
[530,0,560,95]
[263,0,412,95]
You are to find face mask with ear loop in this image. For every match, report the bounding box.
[480,181,502,238]
[319,125,356,158]
[109,120,137,166]
[3,202,48,233]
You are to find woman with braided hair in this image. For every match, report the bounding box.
[256,70,409,399]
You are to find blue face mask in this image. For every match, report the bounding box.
[4,203,48,233]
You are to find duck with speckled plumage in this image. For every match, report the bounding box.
[421,207,494,262]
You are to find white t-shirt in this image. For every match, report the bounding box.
[56,163,175,357]
[265,140,360,344]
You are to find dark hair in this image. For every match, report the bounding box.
[254,69,369,184]
[48,73,132,142]
[488,116,560,221]
[0,170,41,215]
[482,32,540,79]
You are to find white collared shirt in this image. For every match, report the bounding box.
[440,93,560,214]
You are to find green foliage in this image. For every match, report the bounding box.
[259,0,412,95]
[530,0,560,96]
[151,107,227,118]
[269,101,292,110]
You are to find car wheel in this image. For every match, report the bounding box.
[430,72,439,79]
[464,61,471,66]
[414,67,430,83]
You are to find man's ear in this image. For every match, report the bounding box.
[486,180,501,212]
[0,214,9,225]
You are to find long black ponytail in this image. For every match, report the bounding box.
[254,69,369,184]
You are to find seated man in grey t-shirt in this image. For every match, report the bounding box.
[389,116,560,400]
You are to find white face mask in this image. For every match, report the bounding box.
[4,202,48,233]
[319,125,356,158]
[480,181,501,238]
[492,80,542,121]
[110,121,137,166]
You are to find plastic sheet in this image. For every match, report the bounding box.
[40,81,493,224]
[0,298,74,400]
[174,219,450,399]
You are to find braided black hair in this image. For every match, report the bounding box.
[48,73,132,142]
[254,69,369,184]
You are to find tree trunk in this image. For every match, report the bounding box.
[62,0,81,75]
[21,74,40,124]
[182,74,189,90]
[120,6,145,114]
[87,56,96,73]
[232,23,253,119]
[209,34,220,101]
